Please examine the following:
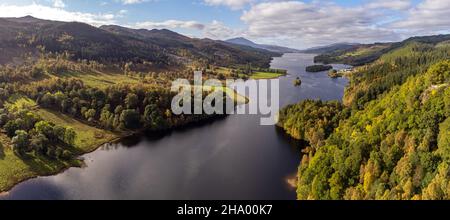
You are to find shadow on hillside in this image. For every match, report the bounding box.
[16,143,81,176]
[20,153,72,177]
[0,143,4,159]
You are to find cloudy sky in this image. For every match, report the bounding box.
[0,0,449,49]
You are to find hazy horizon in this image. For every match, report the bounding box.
[0,0,449,49]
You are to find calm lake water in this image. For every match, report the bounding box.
[1,53,349,200]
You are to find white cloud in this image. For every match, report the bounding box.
[0,3,116,26]
[120,0,149,5]
[116,9,128,18]
[1,0,449,48]
[132,19,242,40]
[204,0,254,10]
[240,1,404,47]
[390,0,450,35]
[134,20,205,30]
[366,0,411,10]
[53,0,66,8]
[203,20,242,39]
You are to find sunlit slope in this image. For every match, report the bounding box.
[296,60,449,200]
[344,41,450,108]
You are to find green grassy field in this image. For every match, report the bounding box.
[35,108,118,152]
[250,71,286,79]
[212,67,286,80]
[215,67,233,76]
[339,44,390,58]
[61,70,144,89]
[0,132,83,194]
[198,85,248,104]
[0,98,118,193]
[63,70,249,104]
[0,69,251,193]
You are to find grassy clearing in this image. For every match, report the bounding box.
[215,67,233,75]
[62,70,143,89]
[1,70,249,192]
[0,98,118,192]
[5,96,117,151]
[35,108,118,152]
[340,45,389,58]
[213,67,287,80]
[61,69,253,104]
[250,71,286,79]
[221,87,248,104]
[0,134,34,192]
[193,85,248,104]
[0,132,80,193]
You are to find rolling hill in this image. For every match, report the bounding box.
[225,37,300,53]
[0,16,279,68]
[313,35,450,66]
[301,43,360,54]
[277,34,450,200]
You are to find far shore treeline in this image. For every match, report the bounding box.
[306,65,333,73]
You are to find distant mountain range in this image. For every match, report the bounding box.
[300,43,361,54]
[4,16,448,70]
[225,37,365,55]
[225,37,301,53]
[313,34,450,66]
[0,16,280,68]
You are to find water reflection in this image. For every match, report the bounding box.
[1,53,349,200]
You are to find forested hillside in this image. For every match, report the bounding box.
[0,16,278,68]
[314,34,450,67]
[344,40,450,109]
[313,43,392,66]
[0,50,241,192]
[278,35,450,200]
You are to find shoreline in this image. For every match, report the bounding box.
[250,74,287,80]
[0,72,280,196]
[0,133,125,195]
[0,113,231,195]
[251,74,288,80]
[0,85,251,195]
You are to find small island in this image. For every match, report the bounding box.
[305,64,333,73]
[293,77,302,86]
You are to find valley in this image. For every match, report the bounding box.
[1,53,350,199]
[0,15,448,200]
[0,16,287,193]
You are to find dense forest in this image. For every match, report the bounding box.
[0,50,243,191]
[314,35,450,67]
[0,53,235,139]
[0,106,76,158]
[0,16,279,69]
[345,40,450,109]
[0,18,281,187]
[278,36,450,200]
[313,43,391,66]
[278,100,349,147]
[1,15,449,200]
